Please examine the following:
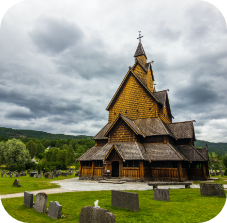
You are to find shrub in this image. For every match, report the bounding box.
[224,169,227,176]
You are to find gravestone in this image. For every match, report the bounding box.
[1,173,3,177]
[75,171,79,176]
[111,190,139,212]
[79,206,115,223]
[13,174,16,177]
[154,189,170,201]
[49,175,53,179]
[5,174,7,177]
[61,173,67,177]
[24,191,33,208]
[13,179,21,187]
[45,173,49,178]
[34,193,48,213]
[33,174,37,178]
[16,174,19,177]
[221,172,224,177]
[54,174,58,178]
[48,201,62,219]
[38,174,42,178]
[9,174,12,177]
[200,183,225,197]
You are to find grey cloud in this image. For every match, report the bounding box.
[29,16,83,55]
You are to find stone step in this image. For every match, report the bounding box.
[98,180,126,184]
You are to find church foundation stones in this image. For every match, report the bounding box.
[34,193,48,213]
[154,189,170,201]
[111,190,139,212]
[48,201,62,219]
[200,183,225,197]
[24,192,33,208]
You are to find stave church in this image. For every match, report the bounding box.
[77,34,209,181]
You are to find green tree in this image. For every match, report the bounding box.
[67,145,76,166]
[223,156,227,169]
[36,142,45,157]
[0,138,31,165]
[26,140,37,158]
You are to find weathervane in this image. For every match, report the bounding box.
[137,31,143,43]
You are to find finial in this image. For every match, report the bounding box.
[137,31,143,43]
[128,66,132,70]
[151,60,154,64]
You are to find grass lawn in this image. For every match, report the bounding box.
[1,189,226,223]
[0,174,77,195]
[193,175,227,185]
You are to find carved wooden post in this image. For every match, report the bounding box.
[202,162,208,180]
[140,161,144,181]
[79,162,82,177]
[178,162,183,182]
[91,161,95,179]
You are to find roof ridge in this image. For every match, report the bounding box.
[154,90,168,93]
[168,143,185,161]
[113,144,124,161]
[190,145,207,161]
[131,119,145,137]
[132,58,148,72]
[134,142,143,160]
[90,143,109,160]
[169,121,193,124]
[175,145,191,162]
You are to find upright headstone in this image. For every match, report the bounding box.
[1,173,3,177]
[111,190,139,212]
[61,172,67,177]
[24,191,33,208]
[54,174,58,178]
[9,174,12,177]
[48,201,62,219]
[34,193,48,213]
[45,173,49,178]
[79,206,115,223]
[13,174,16,177]
[49,175,53,179]
[75,171,79,176]
[33,174,37,178]
[200,183,225,197]
[154,189,170,201]
[5,174,7,177]
[13,179,21,187]
[38,174,42,178]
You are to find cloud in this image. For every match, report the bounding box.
[29,16,84,55]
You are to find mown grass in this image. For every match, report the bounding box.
[1,189,226,223]
[193,175,227,185]
[0,174,77,195]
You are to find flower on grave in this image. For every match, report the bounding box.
[94,200,100,208]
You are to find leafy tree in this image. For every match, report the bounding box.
[26,140,37,158]
[0,138,31,165]
[223,156,227,169]
[67,145,76,166]
[36,142,45,157]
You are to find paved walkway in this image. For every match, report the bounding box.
[1,178,227,199]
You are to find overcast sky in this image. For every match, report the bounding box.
[0,0,227,142]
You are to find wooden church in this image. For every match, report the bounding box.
[78,34,209,181]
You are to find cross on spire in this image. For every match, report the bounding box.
[137,31,143,43]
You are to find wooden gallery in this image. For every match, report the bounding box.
[77,36,209,182]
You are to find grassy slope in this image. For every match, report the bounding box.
[1,189,226,223]
[0,174,76,195]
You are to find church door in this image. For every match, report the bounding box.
[112,161,119,177]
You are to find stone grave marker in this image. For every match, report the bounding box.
[24,191,33,208]
[61,172,67,177]
[154,189,170,201]
[5,174,7,177]
[79,206,115,223]
[54,174,58,178]
[49,175,53,179]
[48,201,62,219]
[1,173,3,177]
[38,174,42,178]
[200,183,225,197]
[9,174,12,177]
[13,179,21,187]
[33,174,37,178]
[44,173,49,178]
[75,171,79,176]
[13,174,16,177]
[111,190,139,212]
[34,193,48,213]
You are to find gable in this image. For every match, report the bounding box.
[106,146,122,160]
[108,73,159,122]
[107,118,137,142]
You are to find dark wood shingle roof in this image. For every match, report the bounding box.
[134,42,147,59]
[77,146,103,161]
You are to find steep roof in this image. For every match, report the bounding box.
[177,145,207,161]
[104,114,145,137]
[93,116,196,141]
[167,121,195,139]
[106,69,161,110]
[143,143,189,161]
[77,146,103,161]
[90,142,149,161]
[134,42,147,59]
[93,122,113,140]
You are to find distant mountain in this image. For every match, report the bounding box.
[195,140,227,156]
[0,127,92,140]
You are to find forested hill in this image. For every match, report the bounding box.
[0,127,91,140]
[195,140,227,156]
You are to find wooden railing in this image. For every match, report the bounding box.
[150,168,179,179]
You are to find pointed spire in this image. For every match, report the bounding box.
[134,42,147,59]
